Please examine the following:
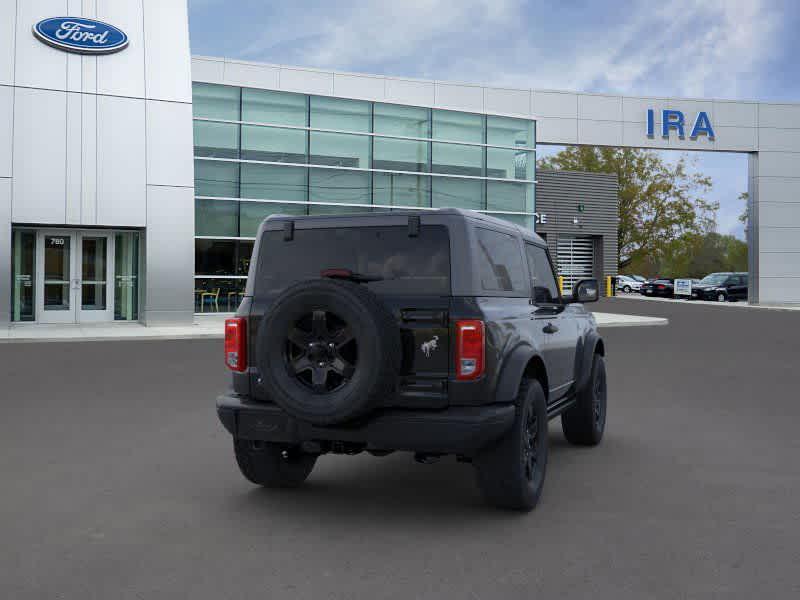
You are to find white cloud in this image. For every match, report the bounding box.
[233,0,782,100]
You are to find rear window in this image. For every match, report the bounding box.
[255,224,450,295]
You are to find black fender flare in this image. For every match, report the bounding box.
[494,343,546,405]
[574,330,604,393]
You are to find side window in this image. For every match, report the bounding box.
[525,243,560,304]
[474,228,528,293]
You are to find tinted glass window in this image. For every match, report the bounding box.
[525,243,560,304]
[474,228,527,293]
[256,225,450,295]
[242,88,307,126]
[192,83,240,121]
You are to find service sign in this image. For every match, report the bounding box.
[33,17,128,55]
[674,279,693,297]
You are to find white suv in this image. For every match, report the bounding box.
[616,275,643,293]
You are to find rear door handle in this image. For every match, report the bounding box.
[542,323,559,334]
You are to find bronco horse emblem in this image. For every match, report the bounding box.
[420,335,439,358]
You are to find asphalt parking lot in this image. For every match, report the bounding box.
[1,299,799,599]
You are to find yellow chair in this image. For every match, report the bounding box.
[200,288,220,312]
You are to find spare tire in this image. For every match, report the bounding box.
[256,279,401,425]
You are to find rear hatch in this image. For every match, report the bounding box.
[248,221,452,408]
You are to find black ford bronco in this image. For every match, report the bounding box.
[217,209,607,510]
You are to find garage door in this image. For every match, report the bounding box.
[556,236,594,294]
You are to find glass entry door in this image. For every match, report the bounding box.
[35,231,114,323]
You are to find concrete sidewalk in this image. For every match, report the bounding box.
[0,311,666,343]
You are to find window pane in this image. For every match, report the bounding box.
[195,240,236,275]
[195,199,238,237]
[432,142,483,176]
[495,213,535,229]
[487,116,534,148]
[240,163,307,201]
[432,110,484,143]
[309,168,371,204]
[526,244,559,303]
[474,228,528,293]
[194,160,239,198]
[373,137,428,172]
[310,96,370,131]
[486,148,533,179]
[192,83,240,120]
[11,230,35,322]
[431,177,483,210]
[487,181,534,213]
[114,232,139,321]
[238,241,254,275]
[241,125,306,163]
[194,278,246,313]
[240,202,306,237]
[310,131,369,168]
[374,103,429,137]
[373,173,430,207]
[241,88,306,126]
[193,121,239,158]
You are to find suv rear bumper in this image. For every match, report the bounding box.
[217,393,515,455]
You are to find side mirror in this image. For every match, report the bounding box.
[570,278,599,303]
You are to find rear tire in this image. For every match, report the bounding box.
[562,354,607,446]
[234,439,317,488]
[473,380,548,511]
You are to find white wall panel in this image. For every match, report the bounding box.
[713,101,757,128]
[0,85,12,178]
[621,97,655,123]
[758,226,800,251]
[65,92,82,223]
[224,61,279,89]
[191,57,225,83]
[0,0,15,85]
[96,95,146,225]
[713,126,757,152]
[533,91,577,119]
[96,0,145,98]
[756,177,800,206]
[758,277,800,303]
[578,95,622,121]
[536,117,577,145]
[759,103,800,129]
[484,87,530,117]
[14,0,69,90]
[758,128,800,153]
[11,87,66,223]
[143,0,191,102]
[144,184,194,324]
[578,119,623,146]
[279,67,334,95]
[81,92,97,224]
[757,152,800,178]
[435,82,483,112]
[758,253,800,277]
[146,100,193,187]
[333,73,384,101]
[0,178,10,324]
[385,78,435,107]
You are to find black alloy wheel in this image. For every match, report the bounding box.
[523,405,540,481]
[285,309,357,394]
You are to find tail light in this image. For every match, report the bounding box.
[225,317,247,372]
[657,284,665,290]
[455,320,485,380]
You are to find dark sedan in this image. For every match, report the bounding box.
[640,279,674,298]
[691,272,749,302]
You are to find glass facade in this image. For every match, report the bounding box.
[192,82,536,311]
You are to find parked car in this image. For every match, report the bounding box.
[216,208,608,511]
[630,275,647,283]
[691,272,748,302]
[640,279,674,297]
[616,275,643,293]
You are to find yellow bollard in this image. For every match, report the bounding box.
[557,276,564,296]
[606,276,613,297]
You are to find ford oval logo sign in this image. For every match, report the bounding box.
[33,17,128,55]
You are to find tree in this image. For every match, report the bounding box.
[538,147,718,271]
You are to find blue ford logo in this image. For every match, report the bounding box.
[33,17,128,54]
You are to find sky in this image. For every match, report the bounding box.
[188,0,800,240]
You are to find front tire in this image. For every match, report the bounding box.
[562,354,607,446]
[234,439,317,488]
[717,292,727,302]
[623,285,632,293]
[473,380,548,511]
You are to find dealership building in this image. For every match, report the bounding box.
[2,2,800,328]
